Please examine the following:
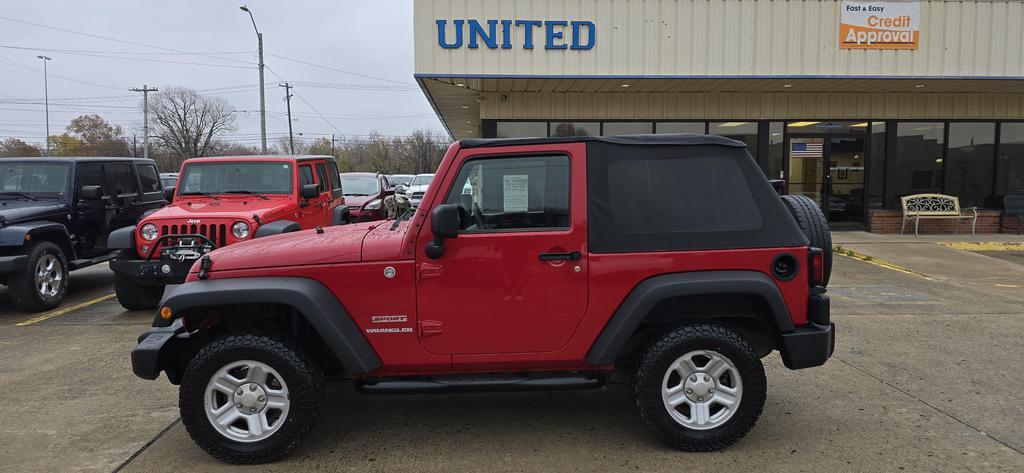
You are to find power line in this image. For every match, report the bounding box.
[0,45,253,69]
[0,45,251,56]
[265,53,415,86]
[0,54,126,90]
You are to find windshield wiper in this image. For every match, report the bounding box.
[0,191,38,201]
[223,190,269,200]
[178,192,220,200]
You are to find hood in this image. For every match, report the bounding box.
[146,196,294,223]
[0,200,68,224]
[343,194,378,209]
[200,221,380,273]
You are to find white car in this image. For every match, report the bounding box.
[403,173,434,207]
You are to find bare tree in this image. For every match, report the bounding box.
[151,87,235,160]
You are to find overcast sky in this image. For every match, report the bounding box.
[0,0,442,149]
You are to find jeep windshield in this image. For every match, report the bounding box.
[339,175,380,196]
[178,162,293,196]
[0,163,69,198]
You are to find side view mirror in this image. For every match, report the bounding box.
[163,187,175,202]
[300,183,320,199]
[80,185,102,200]
[425,203,460,259]
[769,179,786,196]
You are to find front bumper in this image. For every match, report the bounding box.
[0,254,28,277]
[131,319,187,382]
[110,254,195,286]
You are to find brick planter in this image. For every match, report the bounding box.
[865,210,1004,234]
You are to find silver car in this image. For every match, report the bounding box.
[403,173,434,207]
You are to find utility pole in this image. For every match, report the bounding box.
[279,82,294,154]
[130,85,158,159]
[37,55,51,156]
[240,5,267,154]
[331,133,336,156]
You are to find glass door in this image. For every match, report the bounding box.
[787,136,867,226]
[827,137,866,226]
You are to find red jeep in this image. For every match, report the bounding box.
[131,135,834,464]
[109,155,350,310]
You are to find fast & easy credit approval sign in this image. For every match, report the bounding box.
[840,0,920,50]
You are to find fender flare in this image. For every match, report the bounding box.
[0,221,76,258]
[332,205,351,225]
[155,277,382,373]
[585,271,795,366]
[254,220,301,239]
[108,225,136,250]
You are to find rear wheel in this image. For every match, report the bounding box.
[634,323,766,451]
[780,194,832,286]
[9,241,69,312]
[180,335,323,464]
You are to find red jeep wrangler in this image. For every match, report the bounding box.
[131,135,834,464]
[109,155,350,310]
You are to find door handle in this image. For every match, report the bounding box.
[539,251,581,262]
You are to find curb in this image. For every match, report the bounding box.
[937,241,1024,252]
[832,244,934,281]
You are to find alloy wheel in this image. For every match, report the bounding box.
[204,360,290,443]
[661,350,743,430]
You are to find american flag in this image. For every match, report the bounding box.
[791,142,823,158]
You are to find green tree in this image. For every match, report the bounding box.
[0,138,43,157]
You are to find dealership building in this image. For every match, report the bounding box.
[414,0,1024,231]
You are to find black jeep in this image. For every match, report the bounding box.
[0,158,166,311]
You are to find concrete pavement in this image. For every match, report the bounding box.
[0,245,1022,472]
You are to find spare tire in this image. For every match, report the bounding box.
[780,195,832,286]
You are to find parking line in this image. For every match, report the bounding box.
[833,245,934,281]
[15,293,117,326]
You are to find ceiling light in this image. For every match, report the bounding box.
[465,121,472,124]
[783,84,793,88]
[935,158,943,163]
[915,84,926,88]
[849,122,869,127]
[455,83,465,87]
[716,122,749,127]
[788,121,821,127]
[461,105,469,109]
[620,84,630,88]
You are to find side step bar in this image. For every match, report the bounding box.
[69,252,117,271]
[355,375,605,394]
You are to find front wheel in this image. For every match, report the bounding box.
[8,241,69,312]
[114,272,164,311]
[179,335,323,464]
[633,323,766,451]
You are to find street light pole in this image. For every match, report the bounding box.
[37,55,51,156]
[240,5,267,155]
[130,85,158,159]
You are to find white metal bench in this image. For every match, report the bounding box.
[900,194,977,236]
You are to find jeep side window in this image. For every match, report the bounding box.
[75,163,107,195]
[137,164,161,193]
[314,162,330,193]
[110,163,139,196]
[443,155,570,232]
[298,164,315,189]
[325,161,342,197]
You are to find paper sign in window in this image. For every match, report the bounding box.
[503,174,528,212]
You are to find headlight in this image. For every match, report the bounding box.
[231,221,251,239]
[140,223,159,241]
[364,198,382,210]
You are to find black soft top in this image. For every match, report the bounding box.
[0,156,155,164]
[460,133,747,149]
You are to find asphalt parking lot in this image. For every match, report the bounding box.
[1,241,1023,472]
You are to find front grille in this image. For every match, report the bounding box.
[161,223,228,247]
[412,192,425,199]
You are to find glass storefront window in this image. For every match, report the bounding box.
[496,122,546,138]
[946,123,996,207]
[709,122,758,160]
[656,122,705,134]
[887,123,944,208]
[603,122,653,135]
[997,123,1024,202]
[767,122,784,179]
[549,122,599,137]
[866,122,886,211]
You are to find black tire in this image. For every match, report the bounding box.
[633,323,767,451]
[780,194,833,286]
[114,272,164,311]
[180,335,323,464]
[9,241,69,312]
